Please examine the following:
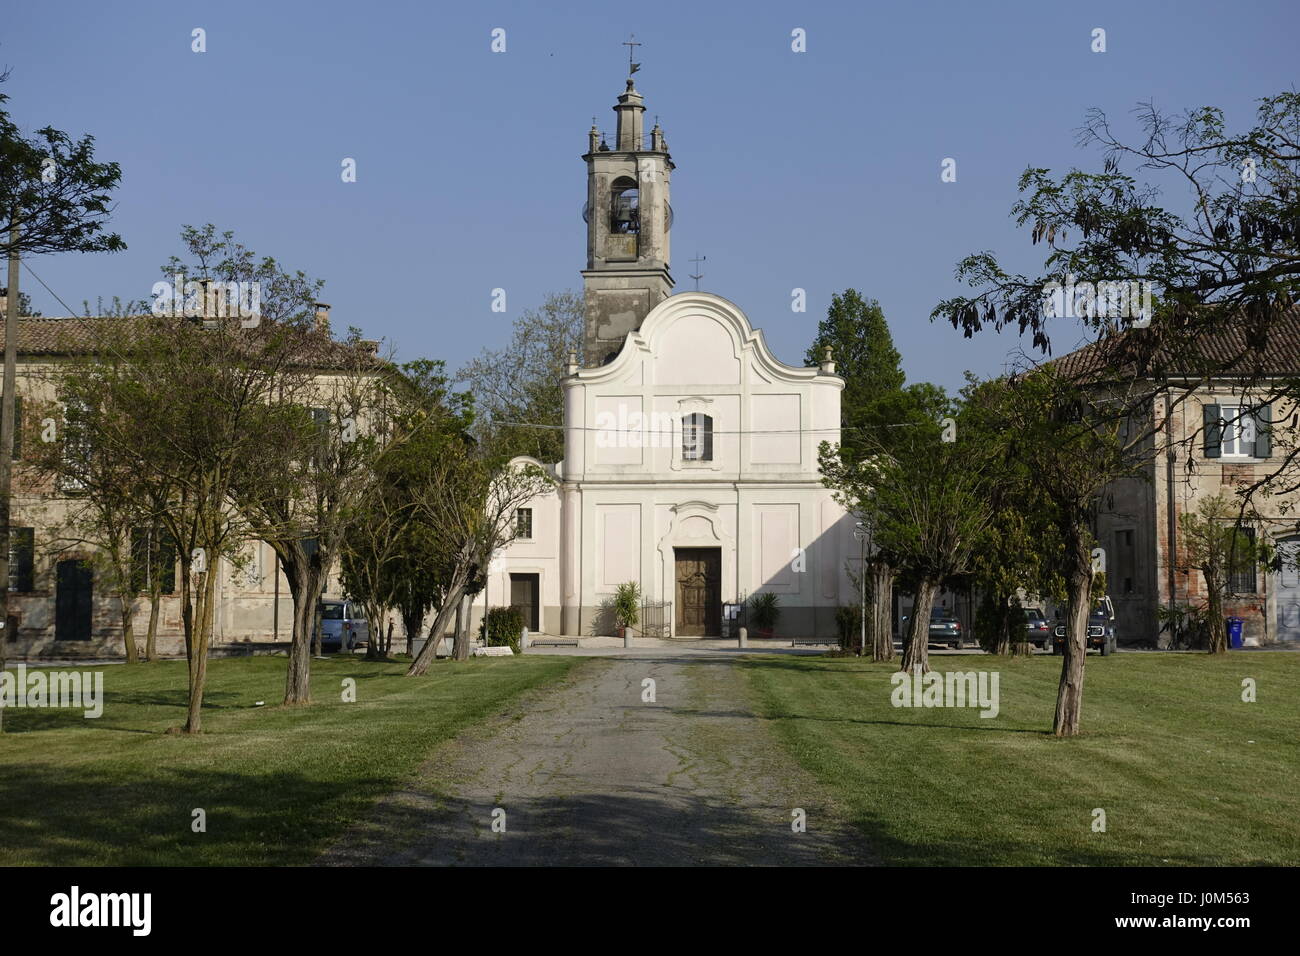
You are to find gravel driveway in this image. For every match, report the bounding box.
[319,655,874,866]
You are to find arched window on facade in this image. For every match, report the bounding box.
[682,413,713,461]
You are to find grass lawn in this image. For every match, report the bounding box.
[742,651,1300,866]
[0,654,581,865]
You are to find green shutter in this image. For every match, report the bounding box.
[8,527,34,592]
[1203,404,1222,458]
[159,533,177,594]
[1253,404,1272,458]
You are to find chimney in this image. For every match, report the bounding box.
[314,302,331,334]
[198,278,218,328]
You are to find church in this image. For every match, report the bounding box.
[489,76,859,640]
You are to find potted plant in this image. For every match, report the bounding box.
[748,591,781,639]
[613,581,640,641]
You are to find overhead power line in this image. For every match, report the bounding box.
[492,419,928,435]
[21,262,79,317]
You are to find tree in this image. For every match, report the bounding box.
[0,82,124,732]
[821,393,997,675]
[405,449,551,674]
[808,291,928,661]
[821,382,952,663]
[978,367,1152,735]
[0,288,39,316]
[961,375,1066,656]
[1178,493,1267,653]
[340,359,471,661]
[56,225,336,732]
[25,381,162,664]
[932,92,1300,511]
[804,290,905,462]
[926,94,1300,733]
[456,291,583,462]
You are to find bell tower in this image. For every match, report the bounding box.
[581,76,674,366]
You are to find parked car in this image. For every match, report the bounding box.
[929,606,963,649]
[320,599,369,652]
[1052,596,1117,655]
[1024,607,1053,651]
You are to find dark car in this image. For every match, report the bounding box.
[928,606,963,649]
[1052,596,1118,656]
[1024,607,1053,650]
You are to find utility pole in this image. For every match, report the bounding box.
[0,221,19,733]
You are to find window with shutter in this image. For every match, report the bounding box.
[131,527,177,594]
[1203,403,1222,458]
[1253,405,1272,458]
[1229,527,1258,594]
[8,527,34,592]
[1218,405,1269,459]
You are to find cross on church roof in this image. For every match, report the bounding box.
[623,34,641,76]
[689,252,706,291]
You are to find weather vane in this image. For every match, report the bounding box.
[623,33,641,76]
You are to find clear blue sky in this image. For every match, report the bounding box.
[4,0,1297,391]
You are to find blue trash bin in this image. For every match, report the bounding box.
[1226,617,1244,649]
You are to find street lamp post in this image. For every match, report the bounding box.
[854,522,869,656]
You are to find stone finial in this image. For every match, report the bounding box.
[566,351,578,375]
[821,346,835,373]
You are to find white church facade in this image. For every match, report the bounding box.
[488,77,859,640]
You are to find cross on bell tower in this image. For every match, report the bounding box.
[580,57,674,366]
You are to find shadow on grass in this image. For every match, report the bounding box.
[0,759,394,866]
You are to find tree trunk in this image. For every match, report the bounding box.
[183,567,217,734]
[285,592,315,705]
[407,576,469,676]
[1053,534,1094,737]
[900,577,939,674]
[1006,599,1032,656]
[403,608,420,657]
[118,595,138,664]
[453,592,473,661]
[991,596,1012,655]
[1205,569,1227,654]
[284,560,326,706]
[869,562,896,662]
[364,611,385,660]
[145,586,161,661]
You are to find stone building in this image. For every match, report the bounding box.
[2,306,360,660]
[1064,313,1300,646]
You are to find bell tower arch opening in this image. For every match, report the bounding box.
[581,75,674,366]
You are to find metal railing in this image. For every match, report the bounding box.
[638,599,671,638]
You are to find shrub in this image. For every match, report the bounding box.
[748,591,781,631]
[613,581,640,631]
[480,606,525,654]
[835,604,862,652]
